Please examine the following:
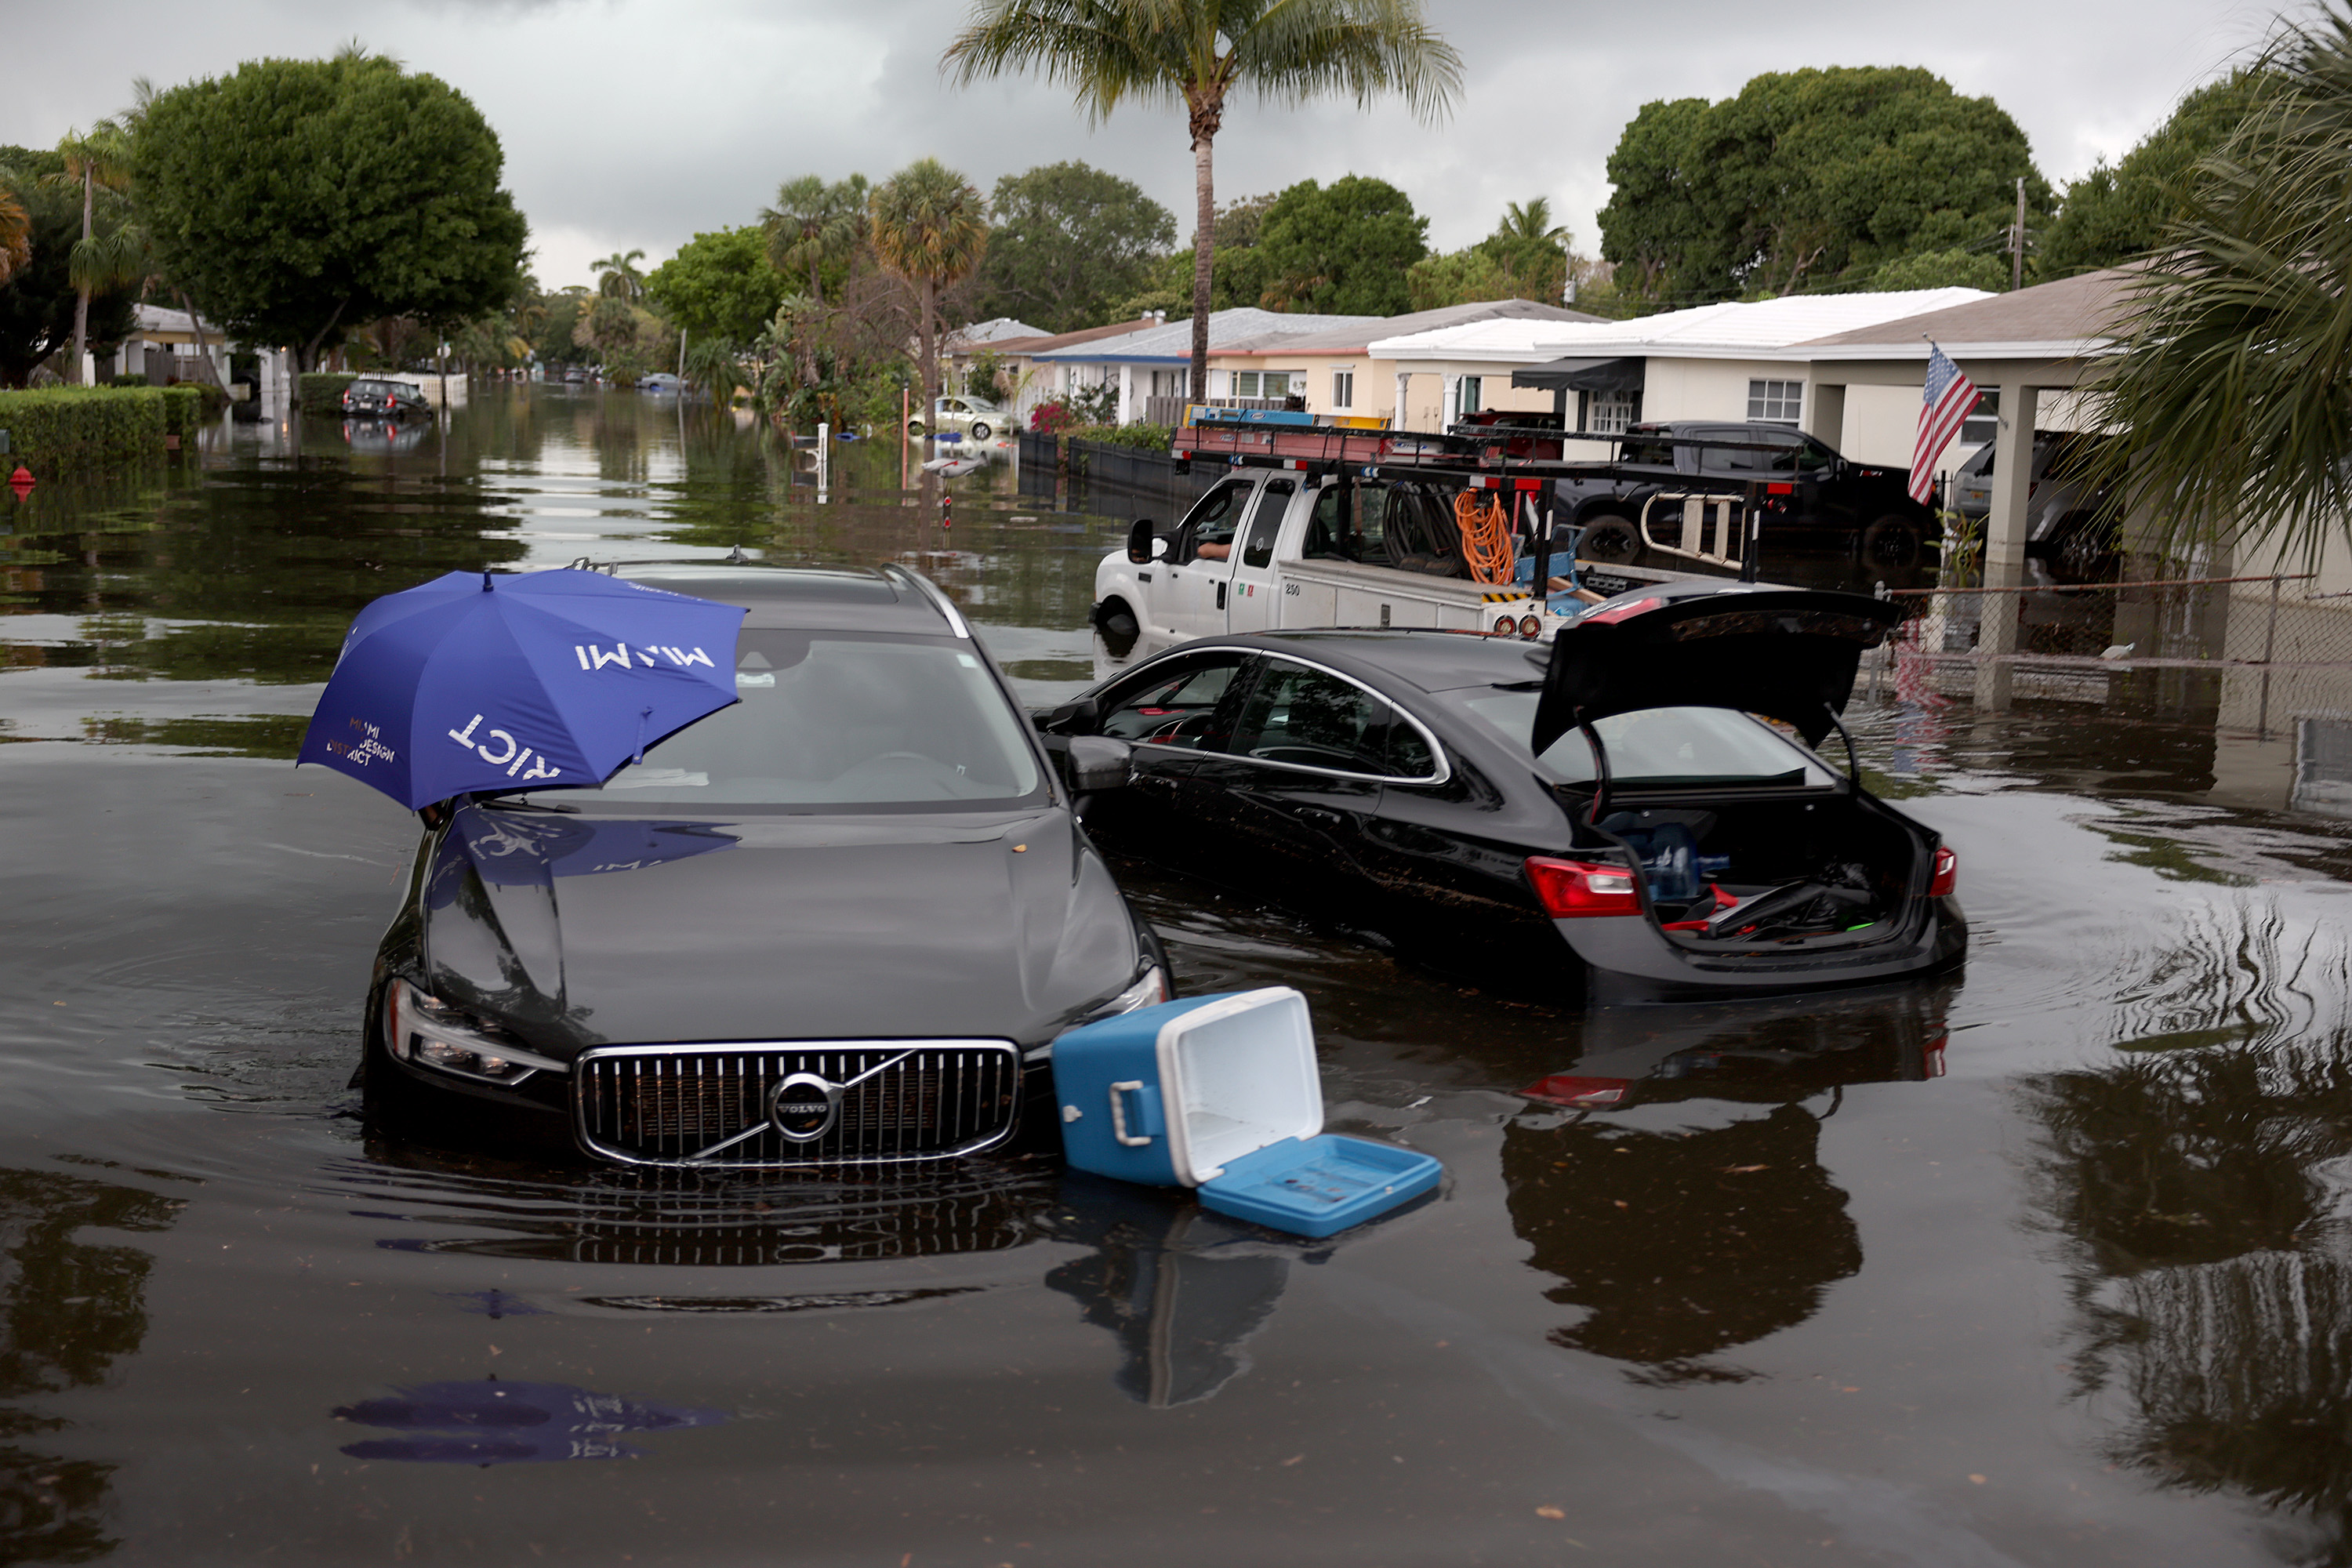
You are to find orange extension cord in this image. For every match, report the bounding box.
[1454,490,1515,586]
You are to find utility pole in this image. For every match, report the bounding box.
[2011,176,2026,292]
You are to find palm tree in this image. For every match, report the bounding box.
[50,121,140,383]
[868,159,989,425]
[1498,197,1565,246]
[2085,9,2352,564]
[762,174,871,299]
[944,0,1461,399]
[592,250,648,301]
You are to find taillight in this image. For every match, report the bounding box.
[1522,1074,1628,1109]
[1929,845,1957,897]
[1525,857,1642,918]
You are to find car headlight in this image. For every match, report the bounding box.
[384,978,565,1086]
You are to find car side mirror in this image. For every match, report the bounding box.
[1127,518,1157,564]
[1066,735,1132,793]
[1044,695,1103,735]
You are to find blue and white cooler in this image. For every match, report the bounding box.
[1051,987,1443,1238]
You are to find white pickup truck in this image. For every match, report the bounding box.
[1092,466,1621,644]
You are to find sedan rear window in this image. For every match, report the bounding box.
[1455,692,1832,789]
[521,632,1043,808]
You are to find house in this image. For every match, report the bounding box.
[1370,289,1991,448]
[1024,308,1382,426]
[110,303,231,387]
[1205,299,1602,424]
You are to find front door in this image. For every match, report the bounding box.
[1224,477,1294,634]
[1157,477,1256,638]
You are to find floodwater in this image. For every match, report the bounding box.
[5,385,2352,1566]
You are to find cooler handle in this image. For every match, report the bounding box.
[1109,1080,1163,1147]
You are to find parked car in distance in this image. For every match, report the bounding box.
[638,372,684,394]
[1038,579,1963,1003]
[342,378,430,419]
[1952,430,2118,570]
[912,395,1011,442]
[365,561,1170,1169]
[1551,422,1936,569]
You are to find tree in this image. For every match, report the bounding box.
[132,53,529,369]
[0,172,27,286]
[869,157,989,421]
[644,227,793,348]
[1865,247,2009,292]
[762,174,871,301]
[1598,67,2050,307]
[49,122,141,383]
[1250,174,1425,313]
[2042,72,2265,278]
[0,147,136,386]
[2082,9,2352,564]
[591,249,647,301]
[945,0,1461,398]
[975,161,1174,332]
[1406,194,1574,309]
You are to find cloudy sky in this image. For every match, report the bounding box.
[1,0,2282,296]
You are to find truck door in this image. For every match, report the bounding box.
[1158,477,1258,637]
[1223,477,1295,633]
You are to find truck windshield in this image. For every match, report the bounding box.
[1451,691,1834,789]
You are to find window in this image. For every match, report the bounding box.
[1582,390,1640,434]
[1458,376,1483,417]
[1961,388,1998,447]
[1240,480,1292,569]
[1232,371,1261,398]
[1100,655,1249,750]
[1700,428,1802,474]
[1746,379,1803,424]
[1303,481,1394,562]
[1180,480,1252,557]
[1230,660,1436,779]
[1331,368,1355,410]
[1450,695,1831,789]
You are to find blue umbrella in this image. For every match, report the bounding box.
[298,568,747,810]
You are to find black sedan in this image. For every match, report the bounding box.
[342,377,431,418]
[364,562,1169,1168]
[1040,581,1963,1002]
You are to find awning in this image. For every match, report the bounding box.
[1510,356,1646,393]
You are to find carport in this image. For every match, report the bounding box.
[1508,356,1646,425]
[1789,270,2132,710]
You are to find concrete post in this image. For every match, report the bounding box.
[1393,372,1410,429]
[1117,365,1134,426]
[1975,381,2039,710]
[1442,373,1461,428]
[1801,382,1846,451]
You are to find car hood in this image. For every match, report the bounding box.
[1533,586,1903,751]
[419,803,1142,1054]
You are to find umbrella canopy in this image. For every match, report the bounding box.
[298,568,747,810]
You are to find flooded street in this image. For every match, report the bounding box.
[9,385,2352,1566]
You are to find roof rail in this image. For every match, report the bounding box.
[880,564,971,640]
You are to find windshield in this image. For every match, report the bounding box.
[1454,692,1835,789]
[516,630,1044,809]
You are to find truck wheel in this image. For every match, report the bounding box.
[1093,597,1139,657]
[970,421,991,441]
[1860,516,1923,568]
[1580,514,1643,564]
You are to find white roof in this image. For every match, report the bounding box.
[1031,307,1381,363]
[945,317,1047,348]
[130,303,223,338]
[1369,288,1994,365]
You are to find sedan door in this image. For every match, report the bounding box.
[1071,649,1254,844]
[1178,654,1443,920]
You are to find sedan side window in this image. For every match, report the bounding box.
[1229,660,1435,779]
[1098,655,1248,750]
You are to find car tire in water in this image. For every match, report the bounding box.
[1860,516,1924,568]
[1579,514,1644,565]
[970,422,991,441]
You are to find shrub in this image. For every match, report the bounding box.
[0,387,170,471]
[109,372,151,387]
[160,385,203,439]
[298,372,358,415]
[1065,421,1173,452]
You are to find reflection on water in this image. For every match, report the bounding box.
[0,1167,186,1564]
[332,1380,727,1465]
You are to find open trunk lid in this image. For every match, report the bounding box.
[1532,583,1904,753]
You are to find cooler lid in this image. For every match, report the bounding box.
[1531,583,1904,751]
[1197,1133,1446,1239]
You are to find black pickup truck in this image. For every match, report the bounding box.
[1548,422,1937,569]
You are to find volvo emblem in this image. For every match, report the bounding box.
[769,1072,841,1142]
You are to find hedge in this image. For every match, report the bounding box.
[0,387,173,472]
[299,372,358,416]
[161,385,203,440]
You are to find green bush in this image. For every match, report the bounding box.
[160,385,203,440]
[298,372,358,416]
[109,372,151,387]
[0,387,169,472]
[1065,422,1174,452]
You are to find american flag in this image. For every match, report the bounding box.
[1909,343,1976,506]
